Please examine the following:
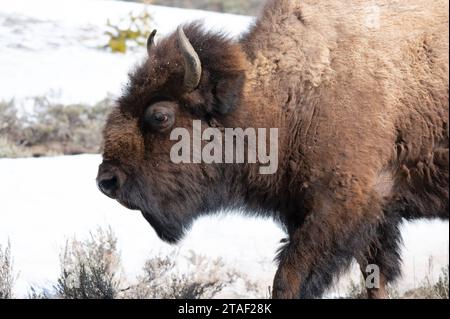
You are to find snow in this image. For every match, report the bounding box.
[0,0,448,298]
[0,155,448,297]
[0,155,284,297]
[0,0,253,105]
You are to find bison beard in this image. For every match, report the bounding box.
[121,176,187,243]
[97,0,449,299]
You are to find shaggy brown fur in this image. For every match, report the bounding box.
[97,0,449,299]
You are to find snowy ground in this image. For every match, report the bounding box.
[0,155,284,298]
[0,155,448,297]
[0,0,448,298]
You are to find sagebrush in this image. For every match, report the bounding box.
[6,228,449,299]
[0,97,111,158]
[345,265,449,299]
[27,228,260,299]
[0,242,15,299]
[123,251,255,299]
[53,227,122,299]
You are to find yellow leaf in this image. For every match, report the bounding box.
[109,38,127,53]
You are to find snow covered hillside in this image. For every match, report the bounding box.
[0,0,448,298]
[0,0,253,105]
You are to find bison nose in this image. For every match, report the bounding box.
[98,174,119,198]
[96,163,123,199]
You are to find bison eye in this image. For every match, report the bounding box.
[153,112,168,123]
[144,102,176,132]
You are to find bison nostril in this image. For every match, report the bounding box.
[98,175,119,198]
[97,162,125,199]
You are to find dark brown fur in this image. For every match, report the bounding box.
[98,0,449,298]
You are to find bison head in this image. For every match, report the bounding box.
[96,24,249,243]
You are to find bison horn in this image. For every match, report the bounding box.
[147,29,157,56]
[177,26,202,91]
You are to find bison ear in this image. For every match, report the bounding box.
[213,72,245,115]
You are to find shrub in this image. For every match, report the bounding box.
[23,97,110,153]
[25,226,260,299]
[123,250,262,299]
[27,286,52,299]
[104,9,154,53]
[0,100,20,139]
[345,261,449,299]
[345,276,368,299]
[53,227,123,299]
[0,137,31,158]
[403,265,449,299]
[0,242,15,299]
[0,97,111,158]
[434,265,449,299]
[124,253,230,299]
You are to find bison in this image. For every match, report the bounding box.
[97,0,449,299]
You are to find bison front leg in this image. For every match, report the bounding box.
[358,265,390,299]
[357,214,403,299]
[272,192,383,299]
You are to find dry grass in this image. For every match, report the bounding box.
[345,264,449,299]
[403,264,449,299]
